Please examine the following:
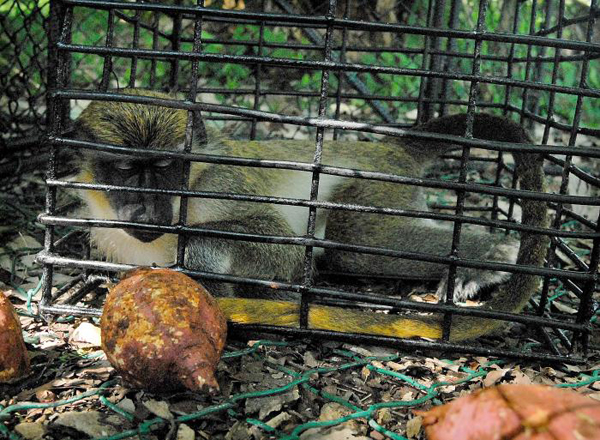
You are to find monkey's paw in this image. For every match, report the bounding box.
[435,241,519,303]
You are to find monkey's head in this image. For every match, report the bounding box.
[74,89,205,243]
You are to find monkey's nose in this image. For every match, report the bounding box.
[126,228,163,243]
[119,204,147,221]
[119,205,163,242]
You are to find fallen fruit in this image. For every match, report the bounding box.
[415,384,600,440]
[101,268,227,393]
[0,291,30,382]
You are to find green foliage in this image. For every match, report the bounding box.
[1,0,49,17]
[4,0,599,128]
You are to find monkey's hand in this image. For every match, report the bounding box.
[435,239,519,302]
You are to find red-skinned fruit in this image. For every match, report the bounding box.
[0,292,30,382]
[101,268,227,394]
[415,384,600,440]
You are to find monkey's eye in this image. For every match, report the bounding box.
[116,161,135,171]
[153,158,173,168]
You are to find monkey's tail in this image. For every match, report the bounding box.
[218,114,549,341]
[394,113,532,164]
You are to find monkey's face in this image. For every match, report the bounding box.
[74,90,201,243]
[92,155,183,242]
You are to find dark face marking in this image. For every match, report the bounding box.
[94,156,183,242]
[74,95,208,243]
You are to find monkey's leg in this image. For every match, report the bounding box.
[185,212,305,299]
[322,210,519,302]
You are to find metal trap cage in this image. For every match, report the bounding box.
[36,0,600,363]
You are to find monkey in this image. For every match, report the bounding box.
[72,89,549,341]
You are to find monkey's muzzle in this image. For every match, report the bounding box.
[117,202,172,243]
[126,228,164,243]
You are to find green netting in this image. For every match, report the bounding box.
[2,340,599,440]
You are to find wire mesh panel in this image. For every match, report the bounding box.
[1,0,50,139]
[1,0,53,182]
[37,0,600,362]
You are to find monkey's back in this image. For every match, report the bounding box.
[186,138,427,238]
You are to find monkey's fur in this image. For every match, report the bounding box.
[74,89,548,341]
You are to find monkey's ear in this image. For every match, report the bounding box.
[192,110,208,145]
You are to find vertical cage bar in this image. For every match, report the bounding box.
[501,0,521,116]
[176,0,206,268]
[149,12,160,88]
[332,0,350,141]
[40,1,73,313]
[299,0,337,329]
[273,0,394,124]
[416,0,436,124]
[100,8,115,90]
[169,0,183,90]
[47,0,70,126]
[525,0,555,129]
[422,0,446,119]
[537,0,566,319]
[250,0,266,140]
[438,0,460,116]
[569,0,598,352]
[490,0,523,230]
[577,210,600,353]
[442,0,488,341]
[512,0,541,230]
[128,8,142,88]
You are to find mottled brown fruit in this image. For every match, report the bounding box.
[0,292,30,382]
[415,384,600,440]
[101,268,227,393]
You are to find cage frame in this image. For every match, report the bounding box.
[36,0,600,363]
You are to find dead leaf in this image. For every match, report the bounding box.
[406,416,423,439]
[35,388,55,403]
[319,402,353,421]
[510,369,533,386]
[361,366,371,381]
[303,351,318,368]
[426,358,461,373]
[564,364,584,373]
[483,368,509,387]
[386,361,407,371]
[552,301,578,314]
[117,398,136,413]
[402,391,415,401]
[55,411,123,438]
[177,423,196,440]
[143,399,173,420]
[376,408,392,425]
[245,387,300,419]
[14,422,46,440]
[225,421,251,440]
[69,322,102,347]
[266,412,292,429]
[341,344,374,357]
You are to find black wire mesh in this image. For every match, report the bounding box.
[31,0,600,361]
[0,0,50,179]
